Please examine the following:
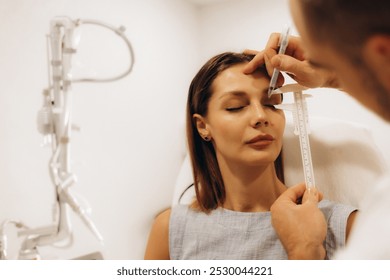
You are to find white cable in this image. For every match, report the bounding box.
[71,18,135,83]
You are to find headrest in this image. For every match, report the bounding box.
[172,116,388,208]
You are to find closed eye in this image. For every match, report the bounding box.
[226,106,245,112]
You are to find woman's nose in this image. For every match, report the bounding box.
[250,103,269,128]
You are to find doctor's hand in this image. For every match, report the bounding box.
[270,183,327,260]
[243,33,340,89]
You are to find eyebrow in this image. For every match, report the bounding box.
[218,89,268,100]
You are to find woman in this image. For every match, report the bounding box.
[144,52,357,260]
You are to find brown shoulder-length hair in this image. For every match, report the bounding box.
[186,52,284,212]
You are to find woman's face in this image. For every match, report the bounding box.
[195,63,285,167]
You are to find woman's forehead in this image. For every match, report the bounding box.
[212,64,269,96]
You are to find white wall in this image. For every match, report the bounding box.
[1,0,389,261]
[0,0,199,259]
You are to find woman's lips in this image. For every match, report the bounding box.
[245,134,275,148]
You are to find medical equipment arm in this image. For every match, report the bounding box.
[0,16,135,259]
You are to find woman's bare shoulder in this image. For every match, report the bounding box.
[144,208,171,260]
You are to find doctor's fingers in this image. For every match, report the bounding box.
[271,55,325,88]
[264,48,285,87]
[243,33,289,74]
[243,49,265,74]
[265,33,306,60]
[302,186,323,205]
[243,49,259,56]
[243,33,305,75]
[278,183,307,205]
[243,48,284,89]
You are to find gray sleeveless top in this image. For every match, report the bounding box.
[169,199,356,260]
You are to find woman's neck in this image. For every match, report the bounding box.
[218,157,287,212]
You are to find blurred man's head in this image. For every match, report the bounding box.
[290,0,390,121]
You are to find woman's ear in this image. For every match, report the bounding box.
[193,113,210,139]
[363,34,390,92]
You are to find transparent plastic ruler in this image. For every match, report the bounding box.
[274,84,315,190]
[293,91,315,190]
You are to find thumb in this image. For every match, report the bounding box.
[281,183,307,203]
[302,187,323,204]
